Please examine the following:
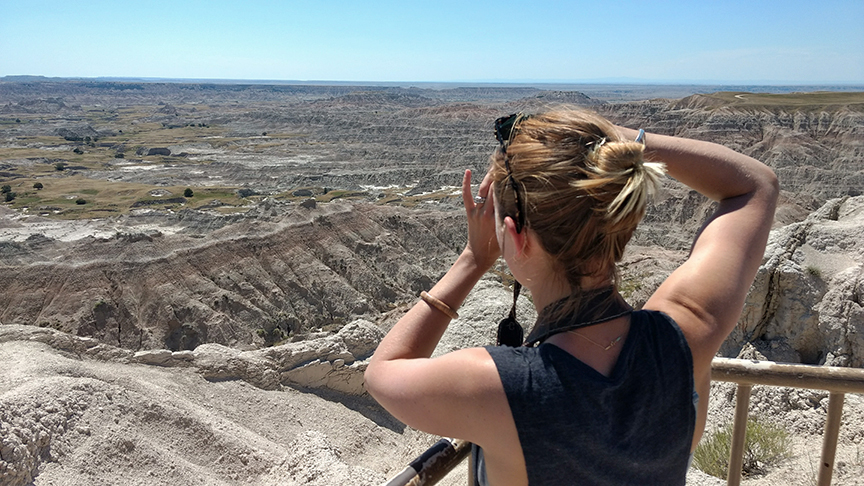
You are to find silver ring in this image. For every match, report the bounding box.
[474,196,487,204]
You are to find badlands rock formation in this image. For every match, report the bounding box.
[0,201,466,350]
[2,81,864,484]
[734,196,864,366]
[0,279,532,486]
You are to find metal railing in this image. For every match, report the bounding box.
[381,358,864,486]
[382,438,471,486]
[711,358,864,486]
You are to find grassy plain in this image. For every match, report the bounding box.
[4,175,248,218]
[698,91,864,112]
[0,101,340,219]
[1,104,249,217]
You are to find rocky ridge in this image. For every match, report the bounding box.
[1,200,467,350]
[0,279,530,486]
[601,95,864,201]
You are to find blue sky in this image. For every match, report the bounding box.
[1,0,862,84]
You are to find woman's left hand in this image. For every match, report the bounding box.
[462,169,500,271]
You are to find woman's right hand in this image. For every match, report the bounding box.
[461,169,500,272]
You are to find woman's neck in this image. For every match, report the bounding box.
[505,227,614,312]
[527,272,613,314]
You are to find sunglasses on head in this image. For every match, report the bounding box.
[494,113,523,149]
[492,114,529,347]
[493,113,528,234]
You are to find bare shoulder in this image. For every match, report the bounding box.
[365,347,511,443]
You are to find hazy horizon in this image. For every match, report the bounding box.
[4,75,864,91]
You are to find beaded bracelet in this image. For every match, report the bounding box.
[420,291,459,320]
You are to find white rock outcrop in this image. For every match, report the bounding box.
[733,196,864,366]
[183,318,384,393]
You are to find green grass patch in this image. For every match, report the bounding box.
[12,194,44,206]
[3,175,248,219]
[315,190,368,202]
[618,272,647,300]
[693,418,791,479]
[0,146,69,160]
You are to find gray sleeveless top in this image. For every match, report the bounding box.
[475,310,696,485]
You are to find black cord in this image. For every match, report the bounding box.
[496,280,524,347]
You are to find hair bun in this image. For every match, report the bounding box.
[589,140,665,224]
[594,140,644,172]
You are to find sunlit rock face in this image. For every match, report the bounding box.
[734,196,864,366]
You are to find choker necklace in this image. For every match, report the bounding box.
[568,330,623,351]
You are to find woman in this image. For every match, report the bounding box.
[364,109,778,485]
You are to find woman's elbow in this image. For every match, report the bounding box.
[752,163,779,206]
[363,360,386,400]
[761,167,780,208]
[763,166,780,196]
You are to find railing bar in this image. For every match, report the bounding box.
[383,438,471,486]
[711,358,864,394]
[817,392,845,486]
[727,384,752,486]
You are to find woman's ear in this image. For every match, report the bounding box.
[503,216,529,258]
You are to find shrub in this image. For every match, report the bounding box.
[806,265,821,279]
[256,327,285,346]
[1,185,10,194]
[4,192,16,202]
[184,188,194,197]
[33,182,43,189]
[693,418,791,479]
[55,162,67,171]
[75,198,86,205]
[257,311,300,347]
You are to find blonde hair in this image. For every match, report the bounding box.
[490,109,665,296]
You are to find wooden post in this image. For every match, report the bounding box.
[727,384,752,486]
[817,392,845,486]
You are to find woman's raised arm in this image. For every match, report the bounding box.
[620,127,778,451]
[363,169,511,441]
[617,127,779,367]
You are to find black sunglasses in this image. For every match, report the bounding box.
[493,114,528,347]
[494,113,522,149]
[494,113,527,233]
